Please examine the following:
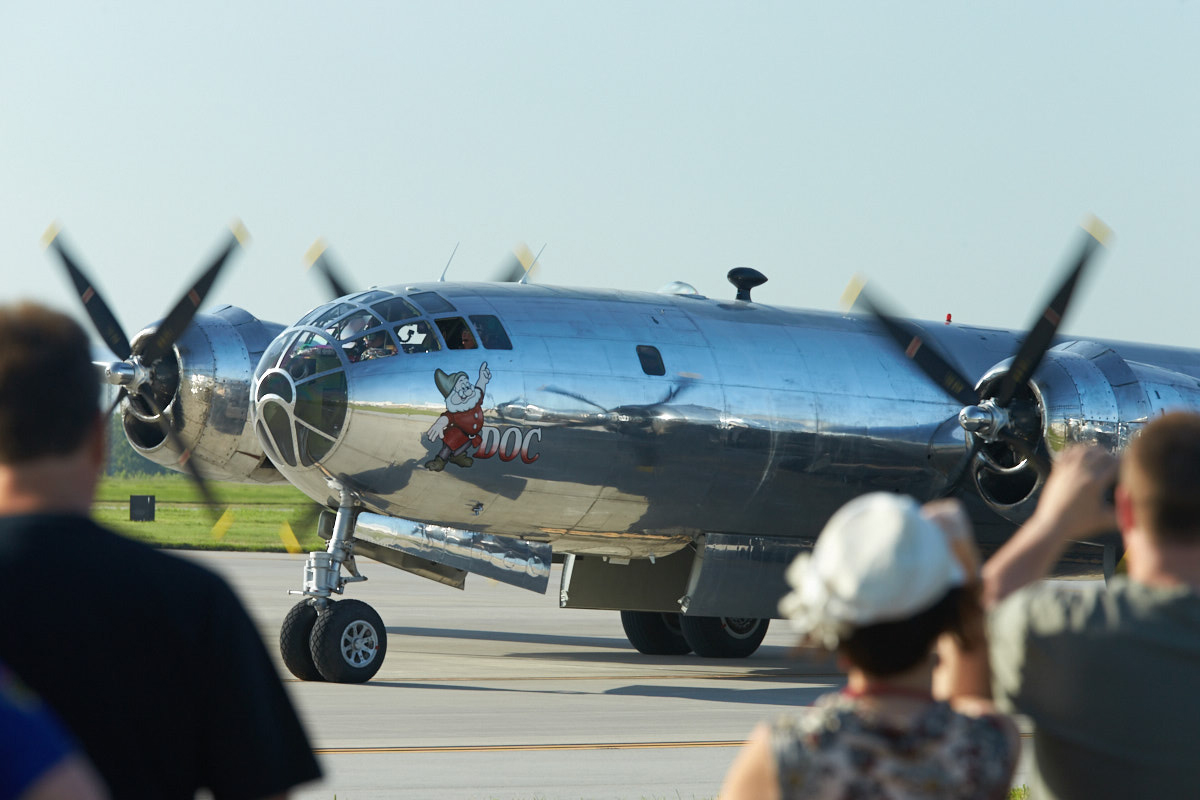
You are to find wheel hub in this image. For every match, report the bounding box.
[340,621,379,666]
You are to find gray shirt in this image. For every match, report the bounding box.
[990,576,1200,800]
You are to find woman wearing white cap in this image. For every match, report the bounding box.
[720,493,1018,799]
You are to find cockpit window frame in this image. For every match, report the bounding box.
[393,319,442,354]
[371,296,421,323]
[296,302,357,329]
[435,317,479,350]
[346,290,391,305]
[409,291,457,314]
[468,314,513,350]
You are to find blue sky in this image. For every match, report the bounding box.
[3,2,1198,353]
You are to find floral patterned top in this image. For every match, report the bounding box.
[769,691,1015,799]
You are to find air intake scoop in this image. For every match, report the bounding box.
[727,268,767,302]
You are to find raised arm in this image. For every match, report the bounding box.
[981,445,1119,608]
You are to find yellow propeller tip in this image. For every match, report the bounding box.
[839,272,868,312]
[303,238,329,268]
[230,219,251,246]
[1082,214,1113,247]
[40,222,62,250]
[211,508,234,541]
[278,521,303,554]
[513,242,536,270]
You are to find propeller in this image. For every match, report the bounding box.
[857,216,1111,492]
[304,238,354,300]
[305,239,542,302]
[43,222,249,521]
[494,242,544,284]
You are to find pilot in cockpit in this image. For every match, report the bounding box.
[359,330,397,361]
[338,315,396,362]
[339,317,368,362]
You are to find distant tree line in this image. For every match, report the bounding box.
[106,415,173,477]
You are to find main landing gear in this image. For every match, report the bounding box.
[620,611,769,658]
[281,489,388,684]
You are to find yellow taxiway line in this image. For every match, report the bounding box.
[316,741,745,755]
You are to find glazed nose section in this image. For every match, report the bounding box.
[253,329,349,469]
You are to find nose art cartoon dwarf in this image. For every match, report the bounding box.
[425,361,491,471]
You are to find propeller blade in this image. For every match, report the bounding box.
[860,290,980,408]
[493,255,526,283]
[991,217,1111,407]
[931,436,981,497]
[42,224,132,361]
[492,243,539,283]
[304,238,354,299]
[136,385,224,524]
[999,430,1052,478]
[518,244,545,285]
[139,222,248,364]
[104,388,127,420]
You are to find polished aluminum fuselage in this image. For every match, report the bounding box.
[254,282,1200,560]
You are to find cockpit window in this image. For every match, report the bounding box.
[294,372,348,440]
[409,291,456,314]
[297,302,356,329]
[331,311,399,363]
[394,320,440,353]
[436,317,478,350]
[256,331,294,379]
[332,311,382,343]
[469,315,513,350]
[347,290,391,304]
[372,296,421,322]
[282,332,341,380]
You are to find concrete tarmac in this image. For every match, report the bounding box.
[183,551,1033,799]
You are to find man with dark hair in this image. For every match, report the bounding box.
[0,302,321,799]
[980,412,1200,799]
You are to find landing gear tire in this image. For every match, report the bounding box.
[680,616,769,658]
[620,611,693,655]
[280,600,324,682]
[310,599,387,683]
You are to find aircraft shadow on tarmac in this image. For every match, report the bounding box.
[390,625,809,663]
[604,682,836,707]
[364,678,839,707]
[387,625,630,650]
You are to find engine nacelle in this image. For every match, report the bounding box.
[122,305,288,483]
[973,340,1200,523]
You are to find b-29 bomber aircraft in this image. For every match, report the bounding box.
[45,219,1200,683]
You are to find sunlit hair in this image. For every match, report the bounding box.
[0,302,100,464]
[1123,411,1200,544]
[838,587,980,677]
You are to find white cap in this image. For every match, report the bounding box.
[778,492,966,649]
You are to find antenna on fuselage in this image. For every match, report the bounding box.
[438,242,461,282]
[518,244,546,285]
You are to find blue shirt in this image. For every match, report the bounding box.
[0,662,75,800]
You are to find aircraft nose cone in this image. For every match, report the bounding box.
[252,329,349,469]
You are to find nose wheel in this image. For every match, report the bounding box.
[281,488,387,683]
[280,598,387,683]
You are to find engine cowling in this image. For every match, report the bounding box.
[121,305,288,483]
[971,340,1200,523]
